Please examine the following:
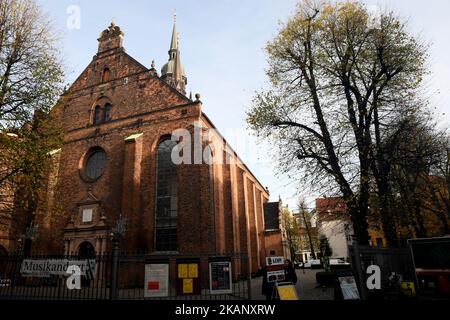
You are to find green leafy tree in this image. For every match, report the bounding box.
[247,0,428,244]
[0,0,64,186]
[0,0,63,252]
[298,199,318,259]
[281,208,301,260]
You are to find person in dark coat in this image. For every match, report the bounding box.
[284,259,298,285]
[261,266,275,300]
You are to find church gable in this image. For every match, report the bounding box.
[59,21,195,132]
[67,50,148,93]
[67,22,149,93]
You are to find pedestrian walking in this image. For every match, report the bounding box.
[261,266,275,300]
[284,259,298,285]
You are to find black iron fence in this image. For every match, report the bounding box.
[0,251,250,300]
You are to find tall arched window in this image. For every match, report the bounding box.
[104,103,112,122]
[93,105,101,124]
[205,146,216,251]
[155,139,178,251]
[102,68,111,82]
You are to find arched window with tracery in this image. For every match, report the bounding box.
[93,105,101,124]
[104,103,112,122]
[155,139,178,251]
[204,145,216,251]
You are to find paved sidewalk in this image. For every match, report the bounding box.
[251,269,334,300]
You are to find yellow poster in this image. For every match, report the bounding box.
[277,285,299,300]
[188,264,198,278]
[183,278,193,294]
[178,264,188,279]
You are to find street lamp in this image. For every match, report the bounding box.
[109,217,127,300]
[18,222,39,256]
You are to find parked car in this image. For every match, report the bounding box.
[294,260,315,268]
[329,258,351,270]
[310,259,323,269]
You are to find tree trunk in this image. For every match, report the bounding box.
[301,209,317,259]
[378,181,398,246]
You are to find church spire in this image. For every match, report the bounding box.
[161,11,187,95]
[170,11,178,53]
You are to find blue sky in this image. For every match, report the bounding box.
[38,0,450,210]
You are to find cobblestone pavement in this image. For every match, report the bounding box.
[251,269,334,300]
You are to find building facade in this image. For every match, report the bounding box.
[0,163,14,256]
[292,211,319,262]
[316,197,385,259]
[16,20,271,274]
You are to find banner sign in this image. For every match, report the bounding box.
[144,264,169,298]
[20,259,96,279]
[266,256,285,283]
[276,282,299,300]
[267,269,286,283]
[209,261,232,294]
[266,256,284,266]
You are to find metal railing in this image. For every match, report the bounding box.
[0,251,250,300]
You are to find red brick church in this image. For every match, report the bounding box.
[7,19,271,273]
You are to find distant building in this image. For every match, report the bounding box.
[292,211,319,262]
[315,197,385,259]
[316,197,352,259]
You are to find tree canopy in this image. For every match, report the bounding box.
[247,0,431,244]
[0,0,63,188]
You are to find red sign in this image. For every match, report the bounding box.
[147,281,159,290]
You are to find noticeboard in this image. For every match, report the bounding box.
[276,282,299,300]
[338,275,360,300]
[266,256,286,283]
[144,264,169,298]
[209,261,232,294]
[266,256,284,266]
[176,260,201,295]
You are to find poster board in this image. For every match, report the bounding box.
[266,256,285,283]
[266,256,284,266]
[144,264,169,298]
[209,261,232,294]
[338,275,360,300]
[177,260,200,295]
[275,282,299,300]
